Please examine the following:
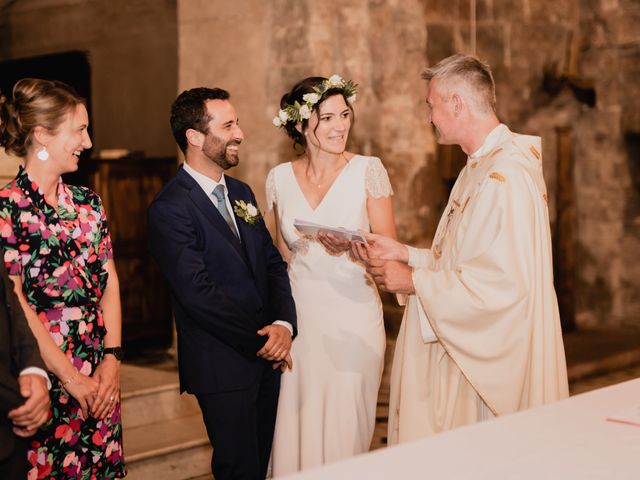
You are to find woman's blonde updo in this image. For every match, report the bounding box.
[0,78,85,157]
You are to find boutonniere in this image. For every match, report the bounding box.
[233,200,261,225]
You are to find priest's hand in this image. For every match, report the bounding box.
[351,233,409,264]
[367,259,415,294]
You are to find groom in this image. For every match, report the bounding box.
[148,87,297,480]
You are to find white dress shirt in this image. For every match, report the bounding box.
[183,161,240,236]
[20,367,51,389]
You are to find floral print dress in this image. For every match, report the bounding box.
[0,166,125,479]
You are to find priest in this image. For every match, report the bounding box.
[352,54,569,443]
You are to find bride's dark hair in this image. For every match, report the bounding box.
[279,76,355,151]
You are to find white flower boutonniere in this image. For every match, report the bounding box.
[233,200,261,225]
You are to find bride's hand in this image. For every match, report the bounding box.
[317,231,350,256]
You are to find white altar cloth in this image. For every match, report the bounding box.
[281,378,640,479]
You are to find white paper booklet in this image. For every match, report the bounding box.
[293,219,367,243]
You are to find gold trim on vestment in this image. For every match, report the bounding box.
[529,145,541,160]
[489,172,506,183]
[489,148,503,158]
[461,196,471,213]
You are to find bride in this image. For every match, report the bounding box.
[267,75,397,475]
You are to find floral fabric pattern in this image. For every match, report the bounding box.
[0,166,125,479]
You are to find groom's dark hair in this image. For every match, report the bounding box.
[170,87,230,153]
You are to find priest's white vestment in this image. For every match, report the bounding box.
[388,124,569,444]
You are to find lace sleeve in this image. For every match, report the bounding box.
[365,157,393,198]
[265,167,277,212]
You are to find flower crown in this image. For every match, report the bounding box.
[272,74,358,128]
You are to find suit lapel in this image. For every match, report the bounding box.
[177,168,248,264]
[226,178,258,275]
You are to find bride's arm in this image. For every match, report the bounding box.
[367,194,397,240]
[270,204,293,264]
[366,189,404,304]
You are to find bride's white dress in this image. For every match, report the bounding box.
[266,155,392,476]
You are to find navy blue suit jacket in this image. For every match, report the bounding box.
[148,166,297,394]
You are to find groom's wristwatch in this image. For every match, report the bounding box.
[104,346,125,361]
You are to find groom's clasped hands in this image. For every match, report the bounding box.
[350,234,416,295]
[256,324,294,372]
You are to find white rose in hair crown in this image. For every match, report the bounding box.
[272,74,358,128]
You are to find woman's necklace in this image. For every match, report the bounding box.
[305,153,348,188]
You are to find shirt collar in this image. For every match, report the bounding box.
[16,166,77,220]
[469,123,509,159]
[182,161,227,196]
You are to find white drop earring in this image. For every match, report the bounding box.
[37,146,49,161]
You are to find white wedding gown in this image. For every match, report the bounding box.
[267,155,392,476]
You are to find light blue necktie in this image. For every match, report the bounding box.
[212,184,240,240]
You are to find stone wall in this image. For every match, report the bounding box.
[0,0,178,158]
[575,0,640,327]
[419,0,640,326]
[178,0,435,241]
[1,0,637,327]
[178,0,640,327]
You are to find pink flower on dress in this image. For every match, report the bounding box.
[92,430,104,446]
[62,307,83,321]
[4,248,18,263]
[54,424,73,442]
[50,331,64,347]
[79,360,92,376]
[53,265,68,278]
[0,221,12,238]
[60,321,70,335]
[19,211,35,223]
[62,451,78,467]
[37,462,52,478]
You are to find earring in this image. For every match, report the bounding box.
[37,146,49,161]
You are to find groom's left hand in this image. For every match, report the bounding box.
[256,325,292,361]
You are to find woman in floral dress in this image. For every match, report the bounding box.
[0,79,125,479]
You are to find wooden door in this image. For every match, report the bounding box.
[86,155,177,349]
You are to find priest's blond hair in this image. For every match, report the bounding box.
[422,54,497,115]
